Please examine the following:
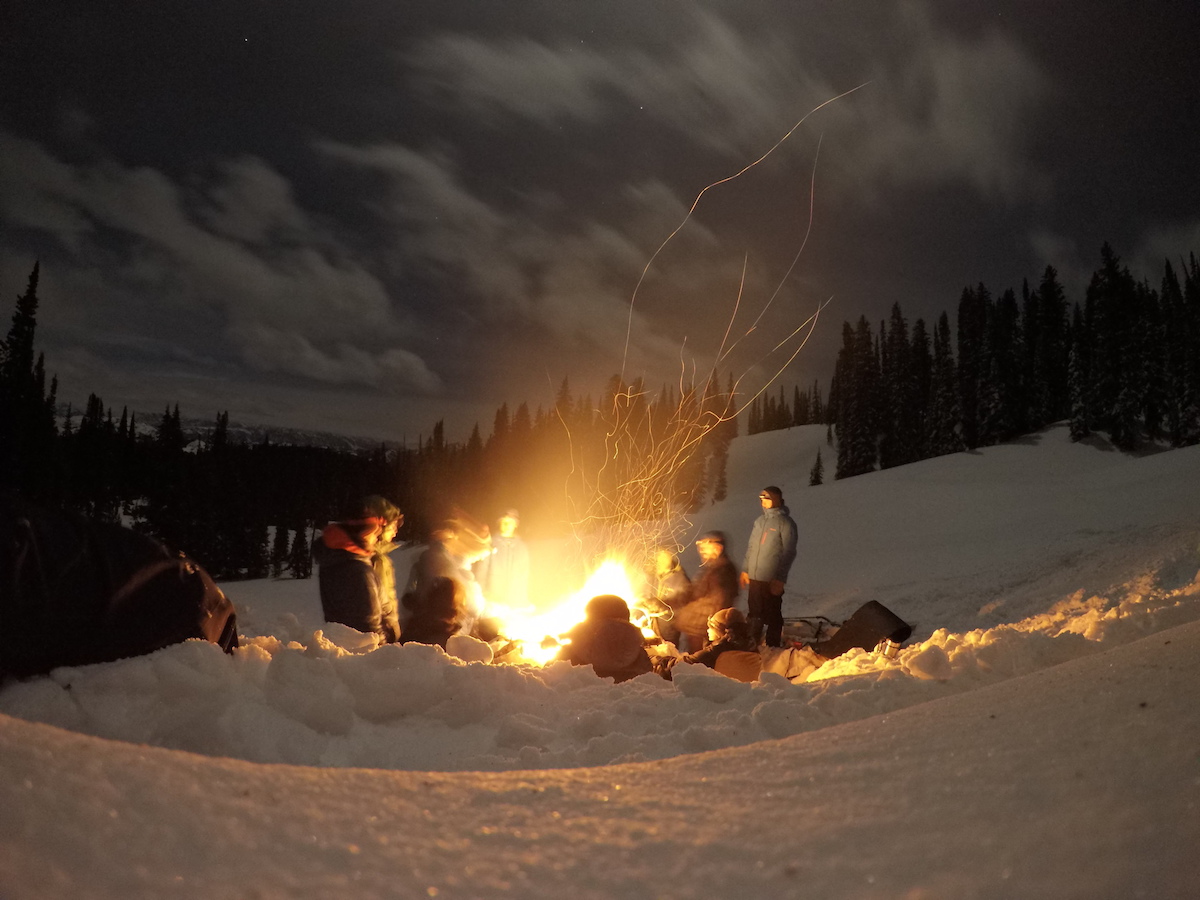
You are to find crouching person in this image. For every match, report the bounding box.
[654,607,762,683]
[558,594,653,683]
[401,576,465,650]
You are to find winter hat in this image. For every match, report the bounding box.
[502,508,520,521]
[708,607,746,629]
[585,594,631,622]
[697,530,727,546]
[761,486,784,502]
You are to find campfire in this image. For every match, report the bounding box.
[483,557,661,665]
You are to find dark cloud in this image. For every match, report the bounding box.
[2,1,1197,442]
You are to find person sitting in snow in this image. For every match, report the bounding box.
[557,594,653,683]
[653,607,761,682]
[673,531,739,652]
[403,517,489,638]
[400,576,466,650]
[314,497,401,641]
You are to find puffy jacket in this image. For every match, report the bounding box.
[314,522,385,637]
[742,505,798,583]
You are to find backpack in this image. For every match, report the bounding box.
[809,600,912,660]
[1,501,237,678]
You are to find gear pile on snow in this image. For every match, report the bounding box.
[1,501,237,678]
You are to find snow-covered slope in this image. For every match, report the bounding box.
[2,424,1199,898]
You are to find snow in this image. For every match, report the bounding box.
[3,423,1200,898]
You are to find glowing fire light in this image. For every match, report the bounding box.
[486,558,648,665]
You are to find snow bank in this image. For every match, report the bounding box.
[3,544,1196,771]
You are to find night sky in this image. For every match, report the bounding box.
[2,2,1198,443]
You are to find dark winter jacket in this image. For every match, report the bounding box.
[314,521,386,637]
[400,576,464,650]
[674,553,737,636]
[685,633,759,668]
[558,617,653,683]
[742,505,798,583]
[656,632,760,680]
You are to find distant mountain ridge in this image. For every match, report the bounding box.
[59,404,404,454]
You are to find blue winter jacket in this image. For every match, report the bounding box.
[742,505,798,583]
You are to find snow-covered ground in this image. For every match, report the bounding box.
[2,423,1199,898]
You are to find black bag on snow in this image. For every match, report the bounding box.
[0,501,238,678]
[810,600,912,660]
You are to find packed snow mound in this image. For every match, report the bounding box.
[2,549,1196,771]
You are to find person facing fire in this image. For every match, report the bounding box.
[557,594,653,683]
[640,546,691,646]
[741,485,798,647]
[403,517,490,638]
[653,607,760,681]
[400,576,466,650]
[366,496,404,643]
[474,508,529,609]
[673,531,738,651]
[314,496,402,641]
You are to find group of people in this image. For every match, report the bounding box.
[562,484,799,682]
[313,483,800,685]
[640,485,798,650]
[314,497,531,652]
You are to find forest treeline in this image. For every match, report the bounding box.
[0,264,735,578]
[3,243,1197,579]
[745,244,1200,481]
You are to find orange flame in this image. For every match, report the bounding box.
[486,558,652,665]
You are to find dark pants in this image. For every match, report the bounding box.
[746,580,784,647]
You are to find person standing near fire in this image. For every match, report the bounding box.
[475,508,529,609]
[673,531,736,651]
[741,486,798,647]
[314,496,402,642]
[366,496,404,644]
[640,546,691,647]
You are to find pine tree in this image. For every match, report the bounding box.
[1,262,39,385]
[979,287,1024,444]
[909,318,933,459]
[927,312,963,457]
[288,524,312,578]
[1,263,59,499]
[1068,337,1091,441]
[1161,259,1200,445]
[809,447,824,486]
[270,526,290,578]
[834,317,879,479]
[1086,244,1140,443]
[1034,266,1071,426]
[212,410,230,454]
[956,284,988,449]
[879,304,919,468]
